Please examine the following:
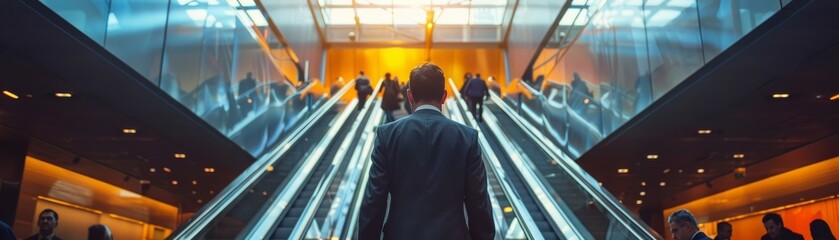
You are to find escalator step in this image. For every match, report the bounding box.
[279,216,299,227]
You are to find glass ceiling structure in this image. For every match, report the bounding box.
[318,0,511,44]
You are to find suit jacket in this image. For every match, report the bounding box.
[761,227,805,240]
[24,234,62,240]
[692,231,712,240]
[358,108,495,240]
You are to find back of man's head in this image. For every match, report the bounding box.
[88,224,112,240]
[763,213,783,226]
[409,63,445,103]
[475,73,481,78]
[360,71,365,76]
[668,209,699,229]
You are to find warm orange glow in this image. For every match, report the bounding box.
[697,129,712,134]
[55,92,72,98]
[3,90,19,99]
[266,165,274,172]
[122,128,137,134]
[325,48,506,102]
[24,157,178,230]
[667,156,839,239]
[617,168,629,174]
[174,153,186,159]
[646,154,659,160]
[503,206,513,213]
[204,167,215,173]
[830,93,839,101]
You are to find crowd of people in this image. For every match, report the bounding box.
[0,209,113,240]
[669,209,836,240]
[353,70,491,123]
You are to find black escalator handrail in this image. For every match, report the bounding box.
[241,80,385,239]
[169,80,355,240]
[450,79,570,240]
[341,95,385,238]
[286,83,384,239]
[288,92,384,239]
[488,90,663,239]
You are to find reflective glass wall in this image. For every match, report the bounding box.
[513,0,783,158]
[40,0,324,157]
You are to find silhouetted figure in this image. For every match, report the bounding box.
[25,209,62,240]
[714,221,731,240]
[463,73,489,122]
[238,72,258,114]
[355,71,372,111]
[668,209,711,240]
[380,73,402,123]
[359,63,494,240]
[761,213,804,240]
[810,219,836,240]
[570,72,592,113]
[87,224,112,240]
[459,72,472,98]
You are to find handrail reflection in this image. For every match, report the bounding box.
[488,90,662,239]
[448,79,550,240]
[170,80,354,240]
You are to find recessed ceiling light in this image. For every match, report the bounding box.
[174,153,186,159]
[149,168,156,173]
[197,199,203,203]
[636,200,643,205]
[192,180,198,185]
[204,167,215,173]
[733,153,745,159]
[697,168,705,174]
[830,93,839,101]
[641,181,646,186]
[618,168,629,174]
[163,167,171,173]
[640,191,646,196]
[122,128,137,134]
[3,90,19,99]
[646,154,659,160]
[663,168,671,174]
[191,191,197,195]
[55,92,72,98]
[772,93,789,99]
[171,180,178,185]
[659,181,666,187]
[209,190,215,195]
[697,129,712,134]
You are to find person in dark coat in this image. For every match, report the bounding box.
[380,72,401,123]
[713,221,731,240]
[358,63,494,240]
[400,77,412,114]
[26,209,63,240]
[355,71,372,111]
[668,209,712,240]
[87,224,112,240]
[810,219,837,240]
[761,213,804,240]
[463,73,489,122]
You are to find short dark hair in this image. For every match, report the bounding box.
[41,209,58,222]
[359,71,365,75]
[668,209,698,229]
[763,213,783,226]
[717,221,731,229]
[88,224,111,240]
[409,63,446,102]
[385,72,391,80]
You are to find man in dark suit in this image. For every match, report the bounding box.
[25,209,62,240]
[358,63,495,240]
[668,209,711,240]
[761,213,804,240]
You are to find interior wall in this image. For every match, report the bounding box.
[14,157,177,239]
[326,48,506,97]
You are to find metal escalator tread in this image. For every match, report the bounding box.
[309,111,375,236]
[486,103,610,240]
[478,122,562,240]
[203,107,343,239]
[269,109,362,240]
[485,169,516,225]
